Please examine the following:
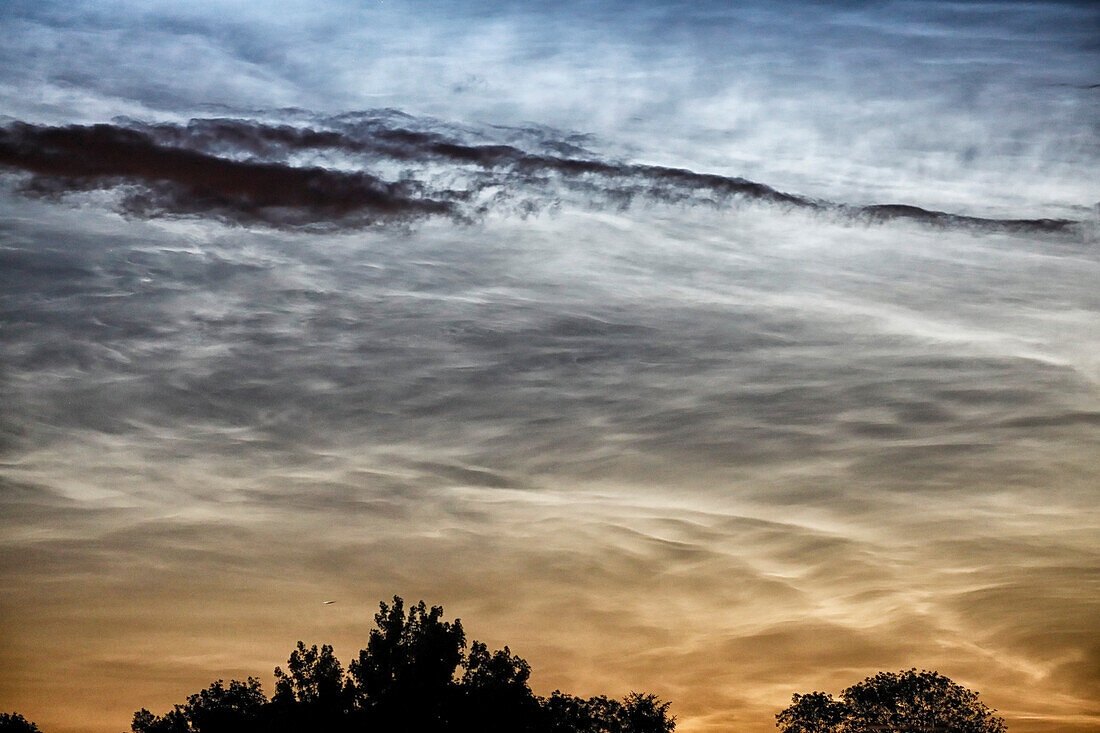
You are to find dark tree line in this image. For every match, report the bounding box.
[1,603,1010,733]
[127,597,675,733]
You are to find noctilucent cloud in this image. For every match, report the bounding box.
[1,2,1097,732]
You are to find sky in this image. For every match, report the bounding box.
[0,1,1098,732]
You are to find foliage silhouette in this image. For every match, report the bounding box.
[0,713,40,733]
[128,596,675,733]
[347,597,467,727]
[776,669,1006,733]
[0,661,1012,733]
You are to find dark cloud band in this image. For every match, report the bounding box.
[0,115,1079,233]
[0,122,456,228]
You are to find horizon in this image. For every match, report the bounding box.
[1,2,1098,732]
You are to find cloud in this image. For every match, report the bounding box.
[3,0,1096,220]
[0,3,1097,732]
[0,115,1083,234]
[0,121,457,228]
[0,107,1096,733]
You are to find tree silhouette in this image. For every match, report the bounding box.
[619,693,676,733]
[124,595,674,733]
[0,713,40,733]
[347,597,467,727]
[540,692,675,733]
[457,642,542,731]
[130,678,266,733]
[3,659,1013,733]
[777,669,1006,733]
[183,678,266,733]
[274,642,346,705]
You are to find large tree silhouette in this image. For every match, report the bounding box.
[128,596,676,733]
[776,669,1006,733]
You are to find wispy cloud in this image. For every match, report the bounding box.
[1,3,1097,733]
[1,164,1096,730]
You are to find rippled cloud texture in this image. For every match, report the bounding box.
[1,2,1098,733]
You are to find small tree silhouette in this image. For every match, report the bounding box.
[0,713,40,733]
[620,693,676,733]
[777,669,1006,733]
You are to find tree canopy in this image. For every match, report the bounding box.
[127,596,675,733]
[776,669,1006,733]
[0,713,40,733]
